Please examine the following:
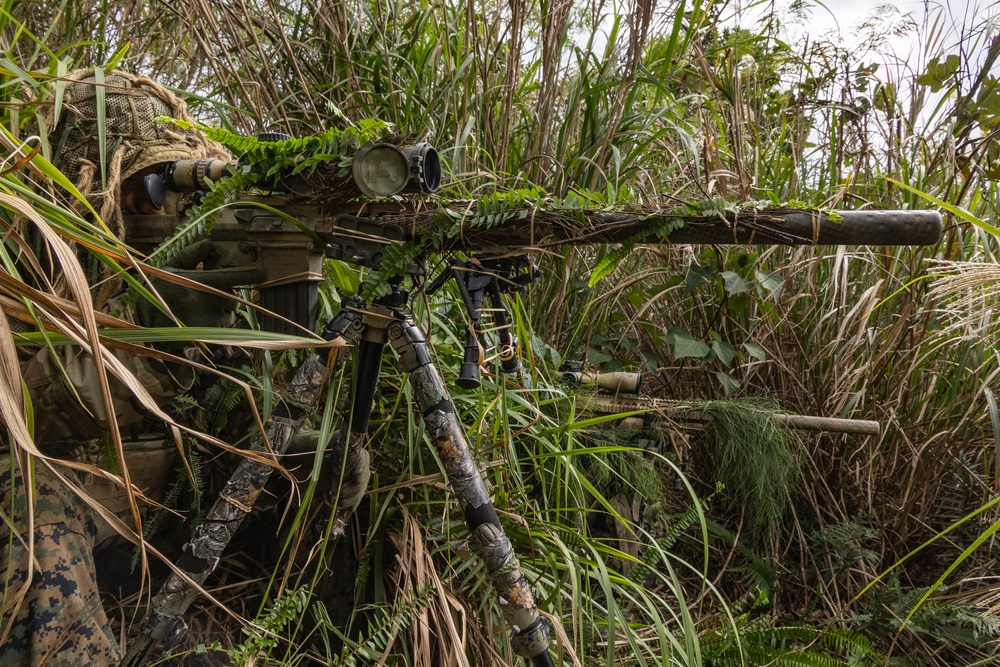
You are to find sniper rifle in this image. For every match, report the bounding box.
[124,146,943,337]
[119,142,942,666]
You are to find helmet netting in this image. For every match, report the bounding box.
[40,70,230,306]
[47,69,229,238]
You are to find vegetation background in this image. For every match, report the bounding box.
[1,0,1000,664]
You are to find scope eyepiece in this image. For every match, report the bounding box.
[164,159,230,192]
[143,158,231,210]
[352,141,441,198]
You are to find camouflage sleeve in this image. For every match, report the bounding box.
[20,344,196,450]
[0,464,122,667]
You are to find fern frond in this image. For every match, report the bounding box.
[337,585,435,664]
[360,242,424,301]
[228,586,311,663]
[148,167,258,266]
[587,210,686,287]
[631,500,702,586]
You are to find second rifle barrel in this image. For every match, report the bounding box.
[581,396,881,435]
[772,414,880,435]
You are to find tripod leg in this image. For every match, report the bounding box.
[388,320,553,665]
[323,330,384,537]
[120,307,365,667]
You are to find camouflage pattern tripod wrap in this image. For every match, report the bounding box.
[119,311,362,667]
[387,319,551,660]
[122,303,551,664]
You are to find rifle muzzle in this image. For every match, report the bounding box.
[562,370,642,394]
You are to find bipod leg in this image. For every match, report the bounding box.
[388,319,554,665]
[119,308,364,667]
[453,266,487,390]
[486,277,521,374]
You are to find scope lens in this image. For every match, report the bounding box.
[423,147,441,192]
[353,143,410,197]
[354,142,443,197]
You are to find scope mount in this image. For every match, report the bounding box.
[327,215,423,276]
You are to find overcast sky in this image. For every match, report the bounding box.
[728,0,999,68]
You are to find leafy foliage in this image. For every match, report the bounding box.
[688,399,800,538]
[3,1,1000,666]
[849,578,1000,664]
[166,116,392,183]
[228,587,311,664]
[330,586,436,666]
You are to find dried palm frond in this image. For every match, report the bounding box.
[387,506,498,667]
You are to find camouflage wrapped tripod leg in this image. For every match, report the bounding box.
[119,310,363,666]
[387,320,552,663]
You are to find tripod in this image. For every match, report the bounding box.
[323,278,552,663]
[122,267,554,666]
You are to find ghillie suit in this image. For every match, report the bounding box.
[0,69,227,666]
[47,69,227,240]
[35,69,228,308]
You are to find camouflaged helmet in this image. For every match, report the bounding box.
[49,70,228,232]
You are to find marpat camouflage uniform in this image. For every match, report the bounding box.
[1,68,227,666]
[0,465,120,666]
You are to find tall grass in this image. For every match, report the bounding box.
[3,0,1000,664]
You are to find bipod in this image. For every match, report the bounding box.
[425,254,536,389]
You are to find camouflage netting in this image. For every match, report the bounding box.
[45,69,229,237]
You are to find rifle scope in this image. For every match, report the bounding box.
[143,142,441,208]
[352,141,441,197]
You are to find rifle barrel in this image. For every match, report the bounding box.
[125,206,943,263]
[429,208,944,249]
[772,414,880,435]
[582,395,881,435]
[645,210,944,246]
